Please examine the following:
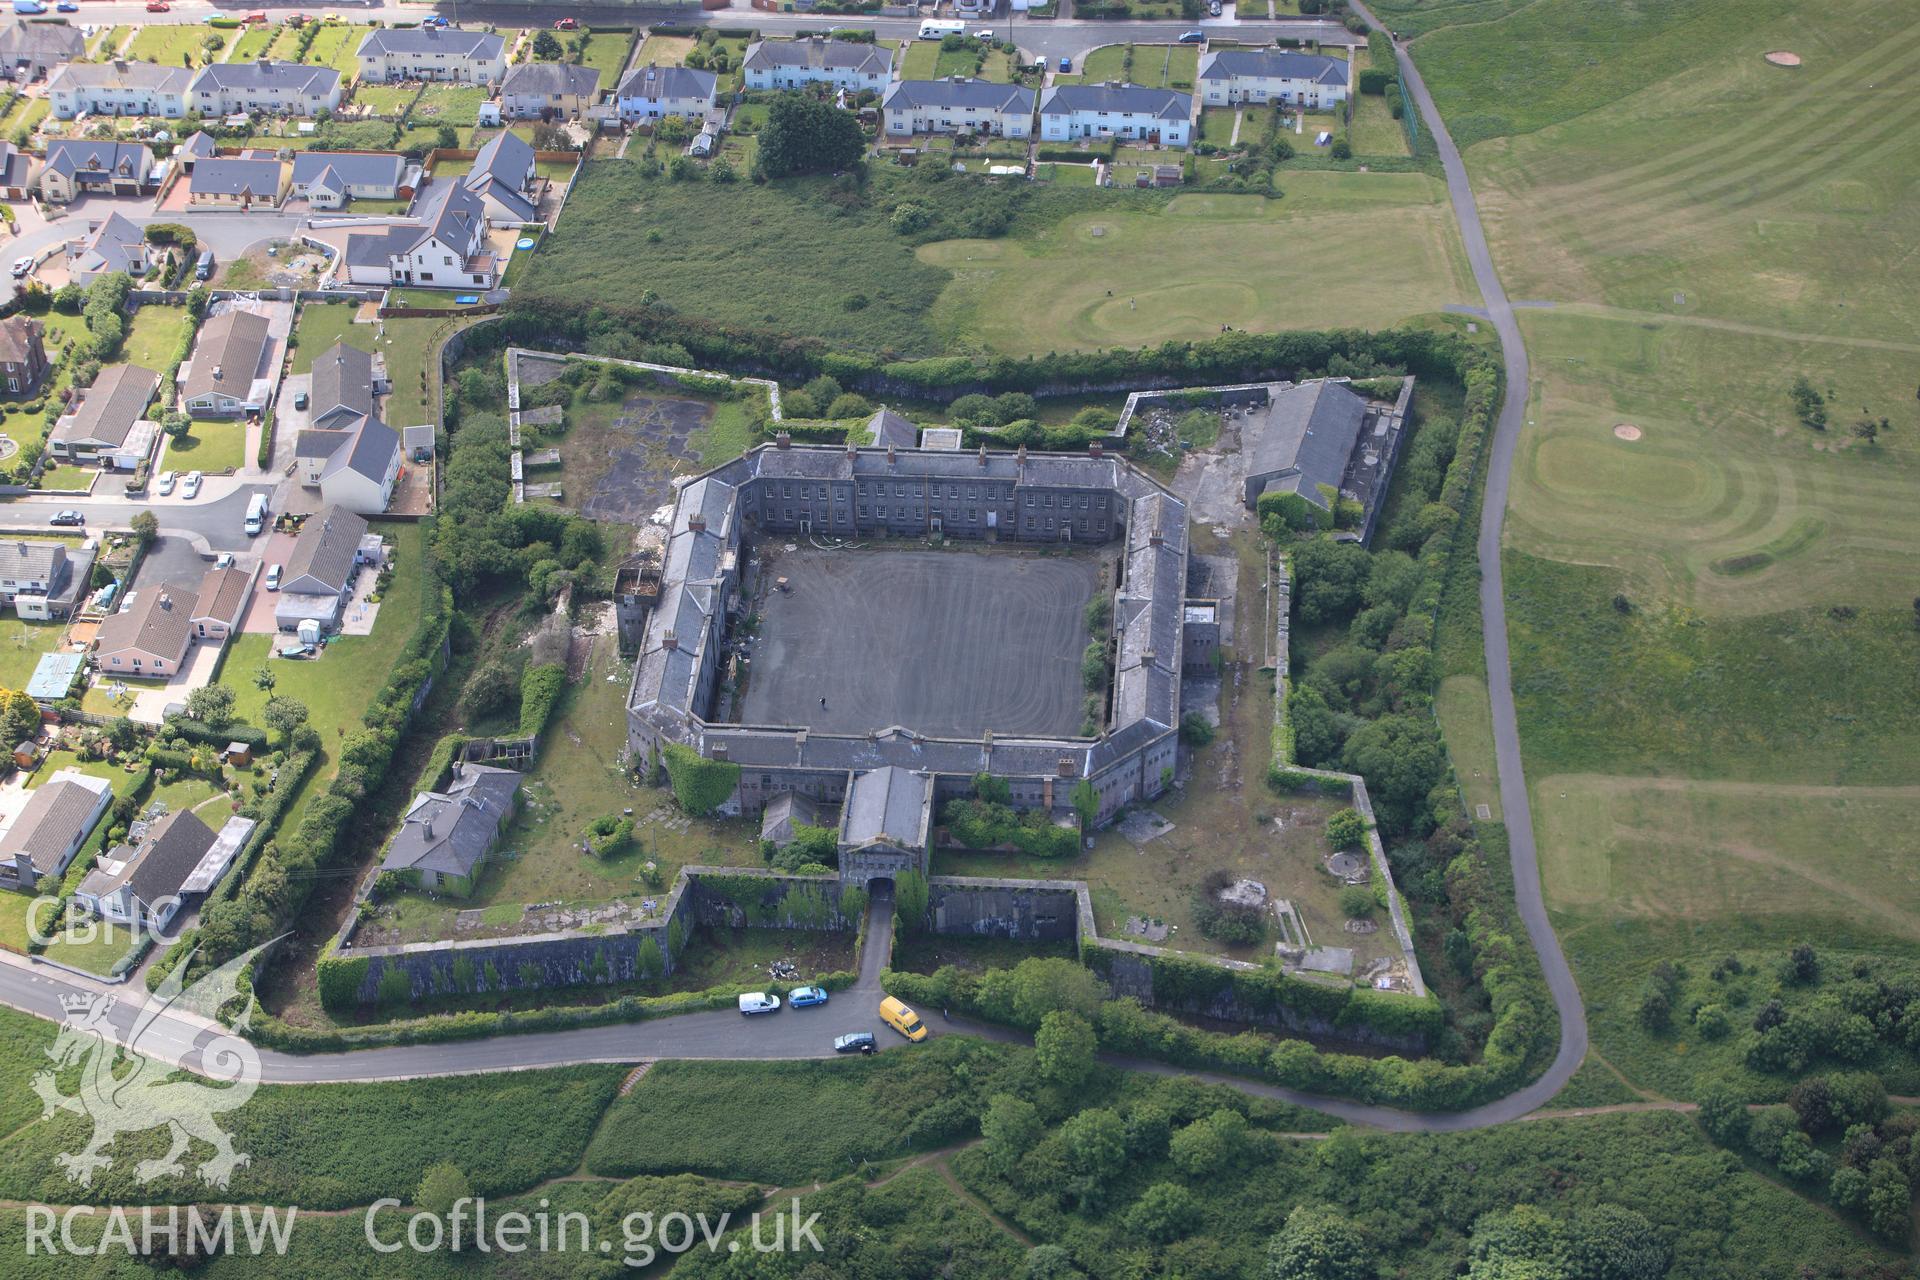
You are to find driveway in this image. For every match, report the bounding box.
[124,640,224,726]
[130,534,211,592]
[240,528,299,634]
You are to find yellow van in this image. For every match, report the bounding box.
[878,996,928,1042]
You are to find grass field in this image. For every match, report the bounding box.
[1059,43,1198,90]
[923,173,1477,354]
[124,23,222,69]
[165,418,247,473]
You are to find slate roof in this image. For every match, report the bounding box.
[407,179,487,255]
[864,407,917,451]
[321,416,399,487]
[344,224,416,269]
[69,212,147,278]
[292,148,403,192]
[191,59,340,98]
[464,129,536,219]
[43,139,152,182]
[1039,83,1191,120]
[50,363,157,450]
[1246,380,1368,510]
[744,36,892,77]
[502,60,600,99]
[81,809,218,909]
[380,763,519,880]
[189,156,282,199]
[357,27,504,61]
[1197,49,1348,86]
[0,537,66,585]
[841,766,930,850]
[884,78,1034,113]
[760,791,821,846]
[308,339,375,427]
[0,19,83,63]
[95,580,196,663]
[0,139,34,190]
[178,130,218,160]
[181,308,271,405]
[615,63,717,102]
[281,504,368,596]
[0,313,42,365]
[0,774,108,879]
[48,59,192,97]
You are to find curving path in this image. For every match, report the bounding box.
[0,14,1588,1133]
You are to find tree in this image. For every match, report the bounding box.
[1865,1158,1911,1238]
[1291,537,1372,625]
[636,937,665,984]
[252,665,276,693]
[1567,1205,1670,1280]
[981,1093,1043,1178]
[129,510,159,548]
[435,124,458,151]
[1264,1205,1373,1280]
[1466,1205,1571,1280]
[1337,885,1375,919]
[1058,1107,1126,1207]
[261,696,308,747]
[414,1162,471,1219]
[1070,778,1098,828]
[756,93,865,178]
[1034,1010,1096,1087]
[1170,1109,1247,1178]
[1852,416,1881,444]
[1127,1182,1198,1243]
[1325,807,1366,848]
[532,30,563,59]
[184,682,236,730]
[1022,1244,1083,1279]
[894,869,929,934]
[1003,956,1106,1023]
[1339,714,1447,834]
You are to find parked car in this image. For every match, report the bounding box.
[1209,0,1222,12]
[1058,55,1071,72]
[265,563,282,591]
[833,1032,877,1055]
[155,470,176,495]
[181,471,203,499]
[292,390,309,411]
[1178,29,1207,43]
[422,14,449,27]
[554,16,578,29]
[10,257,32,278]
[737,992,781,1016]
[48,510,83,527]
[56,1,77,11]
[276,643,315,660]
[144,2,169,12]
[241,11,267,22]
[11,2,47,14]
[788,985,829,1008]
[973,28,994,39]
[287,13,309,26]
[213,552,235,570]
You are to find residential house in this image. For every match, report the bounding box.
[0,313,49,395]
[0,139,36,199]
[463,128,537,224]
[188,563,255,645]
[75,809,255,936]
[274,503,378,632]
[355,27,506,84]
[0,772,111,894]
[835,766,933,887]
[65,212,151,285]
[1037,83,1192,147]
[0,537,94,620]
[189,59,343,117]
[174,130,218,171]
[46,363,158,468]
[306,339,384,429]
[93,580,196,677]
[613,64,717,124]
[1196,49,1350,108]
[187,155,287,209]
[0,19,83,82]
[47,59,191,119]
[742,37,893,93]
[882,78,1035,139]
[378,763,521,895]
[1241,379,1370,514]
[179,308,273,417]
[289,149,412,209]
[37,139,156,203]
[294,341,401,514]
[499,60,600,119]
[341,181,496,290]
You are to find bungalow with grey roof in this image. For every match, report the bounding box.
[356,26,506,84]
[0,771,111,894]
[289,149,412,209]
[743,37,893,93]
[187,155,287,209]
[1038,82,1192,147]
[275,504,379,632]
[1196,49,1349,108]
[66,213,151,286]
[75,809,255,936]
[47,364,158,468]
[379,763,521,895]
[37,139,156,204]
[500,60,600,119]
[614,63,717,124]
[0,19,82,82]
[179,309,274,417]
[47,58,190,119]
[883,78,1034,139]
[190,59,343,117]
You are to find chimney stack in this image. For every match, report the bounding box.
[1149,526,1163,547]
[775,430,791,450]
[687,512,706,533]
[976,445,988,467]
[662,630,678,651]
[886,444,896,466]
[1089,440,1104,458]
[1016,444,1027,465]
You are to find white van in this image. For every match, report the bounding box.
[918,19,965,39]
[244,493,268,537]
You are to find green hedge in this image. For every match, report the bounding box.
[662,742,740,815]
[166,716,268,751]
[517,662,565,738]
[315,946,368,1014]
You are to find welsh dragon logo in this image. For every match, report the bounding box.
[32,945,268,1189]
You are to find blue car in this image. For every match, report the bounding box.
[423,15,449,27]
[788,985,829,1008]
[1058,55,1070,72]
[56,1,78,10]
[12,2,47,14]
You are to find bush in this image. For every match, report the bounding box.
[661,743,740,815]
[1325,807,1366,848]
[1338,885,1375,919]
[518,662,567,737]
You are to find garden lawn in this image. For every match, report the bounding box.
[123,304,190,371]
[39,922,137,977]
[354,82,418,118]
[124,24,221,69]
[924,173,1477,354]
[1350,90,1412,156]
[574,29,636,81]
[0,620,69,691]
[165,419,247,474]
[301,24,361,76]
[225,24,279,62]
[409,83,488,127]
[295,304,452,428]
[635,34,694,66]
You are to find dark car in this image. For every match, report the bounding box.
[1178,29,1207,44]
[1058,55,1071,72]
[834,1032,877,1055]
[48,510,83,527]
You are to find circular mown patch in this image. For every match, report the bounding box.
[1764,50,1802,67]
